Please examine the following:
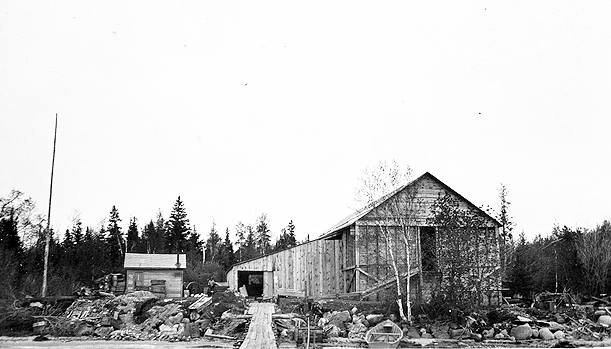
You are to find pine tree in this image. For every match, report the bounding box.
[72,218,83,246]
[287,220,296,243]
[242,225,258,260]
[141,220,155,253]
[126,217,139,253]
[166,197,190,253]
[105,205,124,270]
[63,228,73,248]
[154,210,167,253]
[186,225,203,267]
[255,213,271,256]
[205,222,221,263]
[219,228,235,270]
[0,210,22,253]
[274,220,297,252]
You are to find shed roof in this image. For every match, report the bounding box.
[124,253,187,269]
[321,172,501,239]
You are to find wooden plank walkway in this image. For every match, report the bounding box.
[240,302,277,349]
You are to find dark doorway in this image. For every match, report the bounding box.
[237,271,264,297]
[420,226,437,272]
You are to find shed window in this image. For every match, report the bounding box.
[134,272,144,287]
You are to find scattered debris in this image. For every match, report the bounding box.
[3,289,611,347]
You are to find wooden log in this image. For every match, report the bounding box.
[204,328,237,340]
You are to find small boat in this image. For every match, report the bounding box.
[365,319,403,348]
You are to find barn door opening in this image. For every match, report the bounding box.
[237,271,264,297]
[420,226,437,272]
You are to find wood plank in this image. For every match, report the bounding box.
[240,302,276,349]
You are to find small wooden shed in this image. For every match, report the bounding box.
[124,253,186,297]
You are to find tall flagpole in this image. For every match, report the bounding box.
[42,113,58,297]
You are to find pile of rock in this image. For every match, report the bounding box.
[403,305,611,344]
[49,290,246,341]
[316,309,382,340]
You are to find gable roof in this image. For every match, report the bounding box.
[124,253,187,269]
[320,172,501,239]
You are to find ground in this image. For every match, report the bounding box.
[2,291,611,348]
[0,337,235,348]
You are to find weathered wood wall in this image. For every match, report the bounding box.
[227,239,344,297]
[125,269,183,297]
[352,175,501,301]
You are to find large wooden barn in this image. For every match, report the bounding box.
[226,172,502,304]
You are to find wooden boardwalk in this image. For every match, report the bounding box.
[240,302,277,349]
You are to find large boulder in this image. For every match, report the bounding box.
[450,328,471,338]
[406,326,421,338]
[347,322,368,338]
[510,324,532,340]
[366,314,384,326]
[470,333,483,342]
[327,311,351,324]
[598,315,611,326]
[75,324,94,337]
[168,312,184,325]
[326,311,351,331]
[323,324,343,338]
[554,330,565,339]
[94,326,113,338]
[539,327,554,340]
[549,321,564,332]
[184,323,200,338]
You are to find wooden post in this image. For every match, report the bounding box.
[354,224,360,292]
[42,113,57,298]
[417,226,424,301]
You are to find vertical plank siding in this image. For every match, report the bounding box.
[227,239,344,297]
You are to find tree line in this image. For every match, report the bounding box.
[0,191,298,298]
[507,222,611,298]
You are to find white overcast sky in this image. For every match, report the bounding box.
[1,1,610,243]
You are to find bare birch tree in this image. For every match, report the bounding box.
[577,220,611,295]
[355,160,421,323]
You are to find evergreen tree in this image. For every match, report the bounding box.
[105,205,124,270]
[274,220,297,252]
[219,228,235,270]
[287,219,296,241]
[166,197,190,253]
[153,210,167,253]
[205,222,222,263]
[242,224,258,260]
[0,210,22,253]
[141,220,155,253]
[255,213,271,256]
[126,217,139,253]
[63,228,73,248]
[186,225,203,266]
[235,221,247,261]
[72,218,83,246]
[0,210,22,299]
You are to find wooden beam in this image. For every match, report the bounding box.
[356,267,381,283]
[359,268,420,300]
[346,269,356,292]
